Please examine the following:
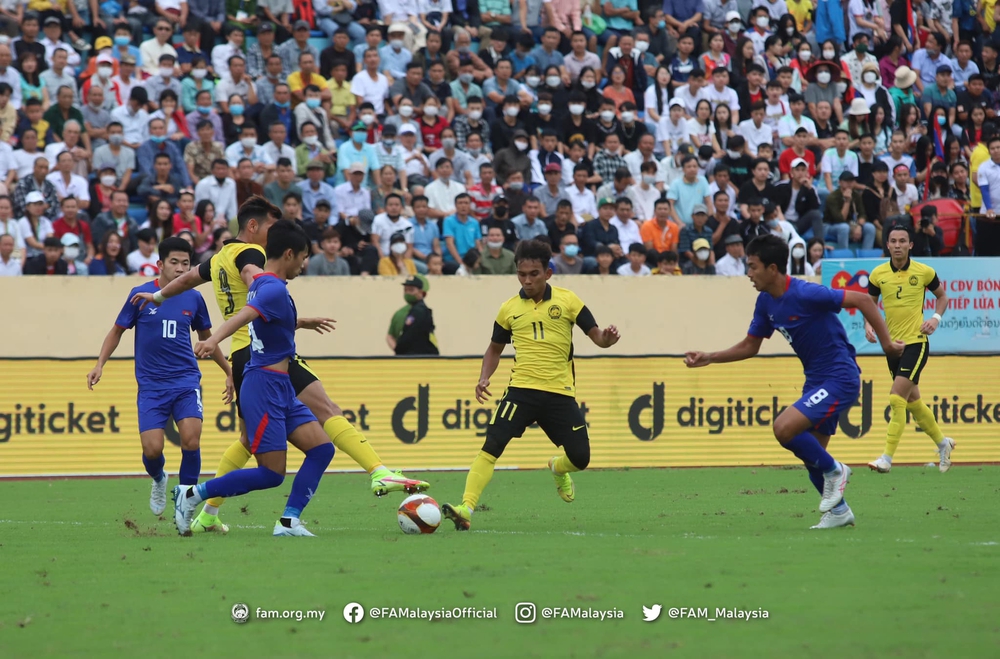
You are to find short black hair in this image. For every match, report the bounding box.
[137,228,157,243]
[746,234,789,274]
[265,219,310,260]
[514,239,553,266]
[411,194,429,206]
[886,223,914,241]
[43,236,62,249]
[159,236,193,261]
[237,195,282,232]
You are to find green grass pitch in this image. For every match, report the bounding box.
[1,466,998,658]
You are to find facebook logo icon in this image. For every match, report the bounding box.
[343,603,365,623]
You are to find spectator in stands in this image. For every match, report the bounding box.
[511,195,548,242]
[126,228,160,276]
[641,198,681,253]
[715,233,747,275]
[371,193,414,258]
[139,117,192,191]
[40,48,77,105]
[307,227,351,276]
[295,159,335,221]
[89,229,128,277]
[579,196,622,260]
[14,157,59,221]
[194,158,239,226]
[409,195,439,270]
[739,196,770,245]
[46,151,89,204]
[234,157,266,208]
[677,203,715,264]
[145,55,183,112]
[378,232,418,275]
[605,35,647,113]
[548,232,580,274]
[775,157,822,238]
[493,128,531,185]
[183,120,224,183]
[617,242,650,276]
[681,237,716,275]
[17,190,53,259]
[651,250,681,275]
[822,171,869,250]
[264,158,300,209]
[0,233,21,276]
[442,192,480,273]
[425,157,467,219]
[138,152,184,208]
[912,206,944,257]
[296,85,338,147]
[476,225,516,274]
[53,196,93,259]
[23,235,67,275]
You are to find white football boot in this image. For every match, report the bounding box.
[819,462,851,513]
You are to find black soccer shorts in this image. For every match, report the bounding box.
[886,342,930,384]
[482,387,589,458]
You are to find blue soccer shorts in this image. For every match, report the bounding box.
[241,368,317,454]
[137,388,203,433]
[792,378,860,437]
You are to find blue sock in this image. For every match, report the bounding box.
[806,465,824,494]
[196,466,284,502]
[284,443,335,519]
[831,500,849,514]
[142,454,165,482]
[179,449,201,486]
[784,433,836,472]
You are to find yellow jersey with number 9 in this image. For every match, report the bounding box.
[205,240,267,355]
[868,259,940,345]
[492,284,598,397]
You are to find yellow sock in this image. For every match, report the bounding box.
[884,394,908,458]
[907,398,945,444]
[552,454,582,475]
[461,451,497,511]
[206,440,252,508]
[323,416,383,474]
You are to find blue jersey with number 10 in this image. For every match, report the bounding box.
[244,273,298,370]
[115,280,212,391]
[748,276,860,383]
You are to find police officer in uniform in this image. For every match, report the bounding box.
[394,275,439,356]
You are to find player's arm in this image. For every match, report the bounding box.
[132,265,208,309]
[843,290,904,357]
[863,277,883,343]
[296,317,337,333]
[475,340,506,404]
[86,325,127,389]
[197,328,235,405]
[194,305,261,358]
[920,278,948,335]
[684,334,763,368]
[577,305,620,349]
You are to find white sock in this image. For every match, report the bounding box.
[202,504,219,516]
[882,454,893,464]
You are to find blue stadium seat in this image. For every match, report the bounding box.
[127,206,148,226]
[857,249,883,258]
[828,249,856,259]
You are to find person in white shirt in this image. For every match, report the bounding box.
[616,243,651,275]
[738,102,773,156]
[40,17,81,68]
[672,71,710,116]
[627,161,664,221]
[45,150,91,203]
[0,196,24,252]
[224,125,274,179]
[126,229,160,275]
[332,164,373,224]
[110,87,151,149]
[194,159,239,223]
[890,163,919,211]
[261,122,298,176]
[139,18,179,76]
[370,193,414,257]
[656,98,690,156]
[708,169,740,220]
[112,55,142,108]
[0,233,20,276]
[610,200,643,251]
[423,157,466,218]
[623,133,667,183]
[978,136,1000,215]
[564,164,598,221]
[704,67,740,113]
[820,129,861,192]
[350,48,391,116]
[399,124,430,182]
[715,233,747,275]
[0,44,23,110]
[777,93,817,149]
[754,0,787,21]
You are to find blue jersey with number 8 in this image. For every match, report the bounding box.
[115,280,212,391]
[244,273,298,370]
[747,276,860,383]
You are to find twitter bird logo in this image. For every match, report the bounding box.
[642,605,662,622]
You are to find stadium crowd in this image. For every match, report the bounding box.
[0,0,999,279]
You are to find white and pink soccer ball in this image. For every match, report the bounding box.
[397,494,441,534]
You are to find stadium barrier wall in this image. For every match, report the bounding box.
[822,257,1000,354]
[0,275,799,358]
[1,356,998,476]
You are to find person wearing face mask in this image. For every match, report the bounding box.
[81,52,122,113]
[377,231,418,275]
[378,24,414,80]
[452,95,490,151]
[372,191,415,255]
[480,194,519,251]
[336,119,382,187]
[223,125,273,184]
[419,97,447,155]
[680,237,716,274]
[138,116,193,193]
[390,275,439,355]
[528,129,562,185]
[143,54,183,112]
[185,90,224,143]
[922,65,958,127]
[786,237,813,275]
[492,127,532,185]
[804,62,844,125]
[615,101,648,153]
[448,56,485,117]
[909,32,951,96]
[842,33,877,92]
[744,7,773,56]
[474,224,517,274]
[489,92,527,153]
[56,232,88,275]
[390,62,436,118]
[87,165,121,219]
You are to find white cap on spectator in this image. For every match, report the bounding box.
[60,233,80,247]
[388,23,409,35]
[790,157,808,169]
[725,10,741,22]
[97,53,114,64]
[347,162,366,174]
[25,191,45,204]
[668,98,685,109]
[399,123,417,135]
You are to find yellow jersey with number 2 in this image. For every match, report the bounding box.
[868,258,940,345]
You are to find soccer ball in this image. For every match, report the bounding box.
[397,494,441,534]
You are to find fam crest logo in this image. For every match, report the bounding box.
[548,305,562,320]
[829,268,871,315]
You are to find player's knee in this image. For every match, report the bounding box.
[771,419,797,444]
[566,443,590,471]
[180,436,200,451]
[141,446,163,460]
[481,432,510,459]
[261,467,285,489]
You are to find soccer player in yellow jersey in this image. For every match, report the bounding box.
[441,240,621,531]
[133,196,429,534]
[865,224,955,474]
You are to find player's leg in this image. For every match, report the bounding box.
[137,390,171,515]
[275,408,335,537]
[775,381,855,514]
[538,393,590,504]
[902,348,954,472]
[193,348,252,533]
[290,356,429,496]
[871,345,918,472]
[173,389,205,486]
[442,388,536,530]
[175,370,288,535]
[807,432,856,529]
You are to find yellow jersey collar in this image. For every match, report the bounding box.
[889,258,911,273]
[519,284,553,301]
